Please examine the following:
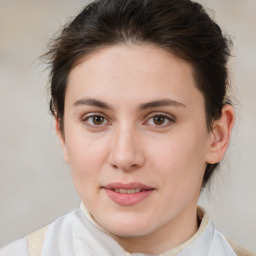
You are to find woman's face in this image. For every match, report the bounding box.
[60,44,216,244]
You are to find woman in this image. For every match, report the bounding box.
[1,0,255,255]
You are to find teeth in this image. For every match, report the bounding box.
[113,188,142,194]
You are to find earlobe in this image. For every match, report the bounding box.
[55,116,69,163]
[206,104,235,164]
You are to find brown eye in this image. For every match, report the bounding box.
[153,115,166,125]
[92,116,105,125]
[82,114,108,127]
[145,113,174,128]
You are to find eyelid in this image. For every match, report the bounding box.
[81,112,111,127]
[81,112,106,120]
[145,112,175,121]
[144,112,176,127]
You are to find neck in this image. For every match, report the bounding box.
[111,204,199,254]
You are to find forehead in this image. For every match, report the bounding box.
[66,44,204,109]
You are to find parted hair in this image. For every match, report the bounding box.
[45,0,233,186]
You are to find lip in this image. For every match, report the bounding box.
[102,182,155,206]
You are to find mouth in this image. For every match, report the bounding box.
[102,182,155,206]
[110,188,149,194]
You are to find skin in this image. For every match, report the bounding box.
[57,44,234,254]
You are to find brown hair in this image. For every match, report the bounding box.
[45,0,233,186]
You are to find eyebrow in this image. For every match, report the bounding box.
[73,97,186,110]
[73,98,113,109]
[138,99,186,110]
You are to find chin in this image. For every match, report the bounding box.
[111,226,153,238]
[102,215,157,238]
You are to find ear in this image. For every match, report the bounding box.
[206,104,235,164]
[55,116,69,163]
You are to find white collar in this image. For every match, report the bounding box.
[79,203,213,256]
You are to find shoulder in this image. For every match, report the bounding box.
[0,238,29,256]
[0,209,80,256]
[198,207,255,256]
[0,225,49,256]
[226,238,256,256]
[211,227,256,256]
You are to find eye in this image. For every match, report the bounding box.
[82,114,109,127]
[91,116,105,125]
[152,115,166,125]
[146,113,175,127]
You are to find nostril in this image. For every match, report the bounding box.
[111,163,138,171]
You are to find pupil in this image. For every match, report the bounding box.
[93,116,103,125]
[154,116,164,125]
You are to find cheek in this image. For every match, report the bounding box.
[64,129,110,188]
[66,137,110,207]
[148,127,208,190]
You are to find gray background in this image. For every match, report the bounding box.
[0,0,255,252]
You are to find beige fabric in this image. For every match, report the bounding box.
[160,206,210,256]
[227,238,256,256]
[26,225,49,256]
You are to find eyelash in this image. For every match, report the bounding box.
[144,113,175,128]
[81,113,110,128]
[81,112,175,129]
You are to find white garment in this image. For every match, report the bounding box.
[0,204,237,256]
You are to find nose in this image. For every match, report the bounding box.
[108,125,145,171]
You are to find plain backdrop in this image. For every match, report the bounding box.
[0,0,255,252]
